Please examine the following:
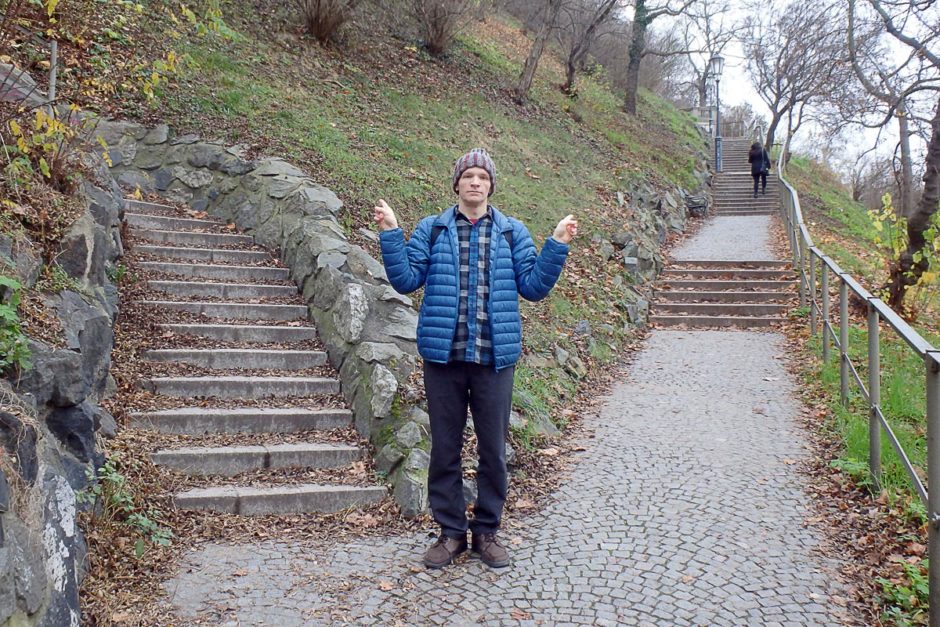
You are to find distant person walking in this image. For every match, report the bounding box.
[373,148,577,570]
[749,141,771,198]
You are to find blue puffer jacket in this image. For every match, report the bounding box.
[380,205,569,370]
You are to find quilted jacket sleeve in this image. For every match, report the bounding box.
[510,219,569,302]
[379,219,432,294]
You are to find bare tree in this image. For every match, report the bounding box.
[515,0,564,102]
[557,0,622,94]
[856,0,940,310]
[676,0,743,107]
[742,1,848,154]
[622,0,693,115]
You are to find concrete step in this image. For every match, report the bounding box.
[650,314,784,329]
[140,301,308,321]
[147,280,297,300]
[174,483,387,514]
[138,261,290,282]
[129,407,352,434]
[657,279,796,291]
[143,375,340,399]
[653,302,788,316]
[143,348,328,369]
[126,212,225,231]
[125,199,178,213]
[669,260,789,269]
[157,323,318,343]
[654,290,792,303]
[713,211,777,217]
[135,245,271,264]
[131,228,254,248]
[660,268,795,280]
[152,443,361,476]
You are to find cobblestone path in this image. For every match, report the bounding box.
[166,327,857,625]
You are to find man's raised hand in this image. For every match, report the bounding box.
[373,199,399,231]
[553,214,578,244]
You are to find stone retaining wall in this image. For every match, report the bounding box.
[1,148,124,626]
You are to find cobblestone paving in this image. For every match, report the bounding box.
[672,216,774,260]
[166,330,857,626]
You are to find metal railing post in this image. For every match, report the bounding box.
[822,268,830,362]
[810,252,817,335]
[798,237,807,309]
[926,351,940,627]
[868,304,881,491]
[840,277,849,407]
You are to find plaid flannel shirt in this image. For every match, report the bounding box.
[449,206,493,365]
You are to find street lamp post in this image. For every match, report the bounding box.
[709,54,725,173]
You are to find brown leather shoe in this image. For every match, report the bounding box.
[422,534,467,569]
[471,532,511,568]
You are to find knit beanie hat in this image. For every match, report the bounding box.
[452,148,496,196]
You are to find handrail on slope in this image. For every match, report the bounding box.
[777,146,940,625]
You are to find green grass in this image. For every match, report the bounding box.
[807,323,932,494]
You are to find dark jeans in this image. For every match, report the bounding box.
[424,360,515,539]
[752,171,767,195]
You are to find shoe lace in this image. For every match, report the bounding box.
[481,533,503,547]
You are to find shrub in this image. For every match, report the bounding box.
[412,0,479,56]
[292,0,360,43]
[0,275,31,373]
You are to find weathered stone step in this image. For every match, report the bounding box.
[669,260,789,269]
[143,348,328,369]
[138,261,290,282]
[650,314,783,329]
[126,212,225,231]
[653,302,788,316]
[712,211,778,216]
[140,300,308,321]
[131,228,254,247]
[144,375,340,399]
[713,202,780,208]
[658,279,796,291]
[713,211,777,217]
[125,199,179,213]
[660,268,795,280]
[152,443,361,476]
[147,280,297,300]
[135,245,271,264]
[174,483,387,514]
[130,407,352,434]
[654,290,792,303]
[157,323,317,343]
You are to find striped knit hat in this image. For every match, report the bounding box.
[452,148,496,196]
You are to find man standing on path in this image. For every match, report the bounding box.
[374,148,577,569]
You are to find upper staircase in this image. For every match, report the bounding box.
[122,199,386,515]
[650,138,797,329]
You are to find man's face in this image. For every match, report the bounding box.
[457,167,491,204]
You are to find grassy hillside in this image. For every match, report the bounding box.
[114,3,707,421]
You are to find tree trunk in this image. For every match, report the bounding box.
[764,109,785,155]
[897,96,915,219]
[887,94,940,310]
[697,71,708,107]
[515,0,562,102]
[623,0,648,115]
[561,0,617,94]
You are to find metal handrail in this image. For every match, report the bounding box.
[777,145,940,626]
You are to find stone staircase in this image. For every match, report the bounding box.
[650,138,796,328]
[122,199,387,515]
[714,138,778,216]
[650,260,796,328]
